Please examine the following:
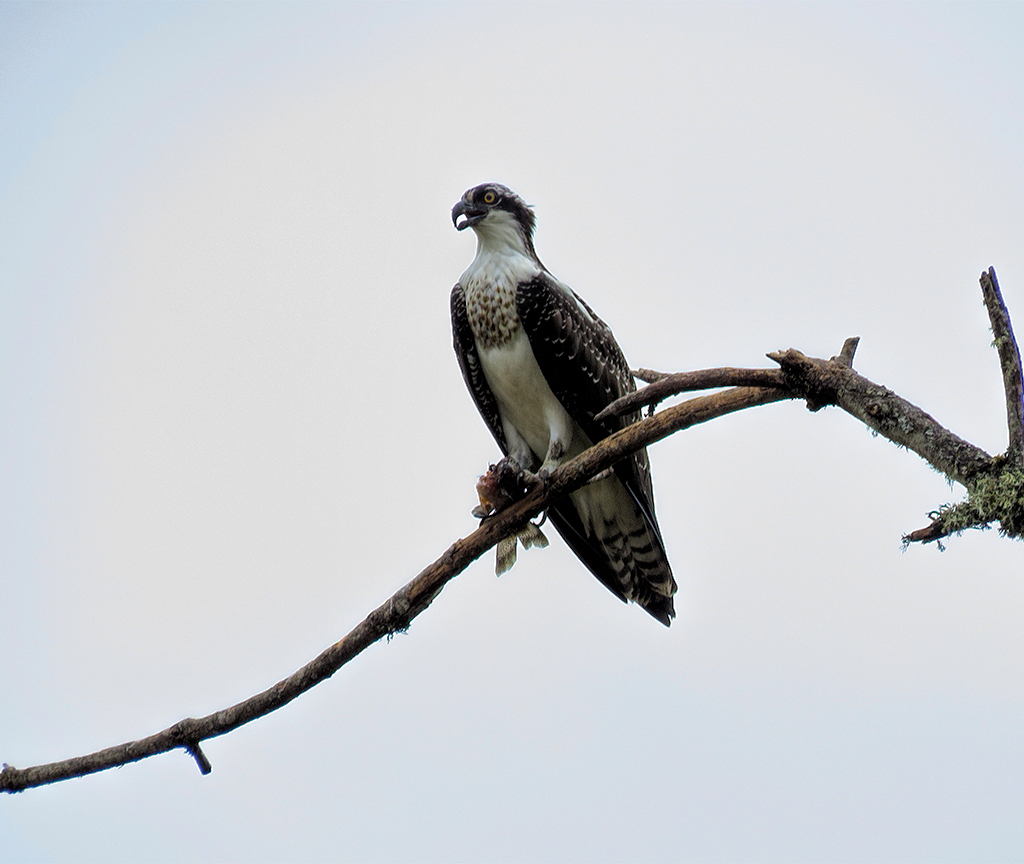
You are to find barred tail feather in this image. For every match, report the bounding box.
[550,478,676,626]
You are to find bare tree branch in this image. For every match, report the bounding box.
[609,340,994,488]
[767,347,993,486]
[622,338,860,408]
[1,383,785,794]
[599,368,791,420]
[605,279,1024,548]
[5,273,1021,793]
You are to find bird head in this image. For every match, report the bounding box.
[451,183,537,250]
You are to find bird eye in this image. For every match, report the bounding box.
[483,190,497,204]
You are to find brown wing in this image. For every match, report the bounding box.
[516,275,675,625]
[515,274,661,533]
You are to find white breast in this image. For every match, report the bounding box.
[461,220,587,467]
[481,328,596,481]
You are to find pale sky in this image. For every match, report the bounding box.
[2,3,1023,862]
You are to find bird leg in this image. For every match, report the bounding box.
[538,437,567,481]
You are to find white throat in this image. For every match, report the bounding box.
[460,210,540,294]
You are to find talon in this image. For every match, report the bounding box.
[519,468,544,492]
[474,456,541,518]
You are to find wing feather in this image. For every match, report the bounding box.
[516,275,676,625]
[515,275,660,532]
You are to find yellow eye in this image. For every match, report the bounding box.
[483,190,497,204]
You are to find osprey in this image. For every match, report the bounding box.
[450,183,677,625]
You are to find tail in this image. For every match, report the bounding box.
[549,477,676,626]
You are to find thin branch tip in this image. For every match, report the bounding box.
[632,368,670,384]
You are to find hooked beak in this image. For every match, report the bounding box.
[452,199,485,231]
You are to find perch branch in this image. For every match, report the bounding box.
[1,384,782,794]
[6,270,1021,789]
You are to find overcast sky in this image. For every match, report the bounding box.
[2,3,1023,862]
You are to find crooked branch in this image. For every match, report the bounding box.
[767,347,993,487]
[1,384,780,794]
[5,272,1020,793]
[603,339,993,489]
[605,273,1023,544]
